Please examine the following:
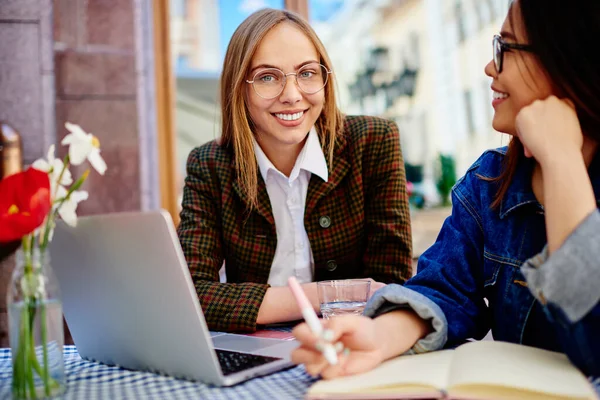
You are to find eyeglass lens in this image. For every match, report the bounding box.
[493,36,502,73]
[251,63,329,98]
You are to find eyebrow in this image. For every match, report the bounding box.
[500,31,518,41]
[249,60,320,75]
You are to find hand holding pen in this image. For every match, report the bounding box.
[289,276,392,379]
[288,277,340,365]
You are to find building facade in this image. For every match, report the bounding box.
[319,0,510,205]
[171,0,221,72]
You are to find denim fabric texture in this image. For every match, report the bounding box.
[366,147,600,376]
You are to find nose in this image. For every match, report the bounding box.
[484,59,497,78]
[279,75,302,104]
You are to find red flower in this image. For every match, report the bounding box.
[0,168,51,243]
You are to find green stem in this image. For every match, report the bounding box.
[27,300,37,400]
[21,237,32,274]
[21,300,36,399]
[53,155,70,200]
[38,154,70,252]
[39,302,51,396]
[13,305,28,398]
[13,300,57,399]
[14,249,33,399]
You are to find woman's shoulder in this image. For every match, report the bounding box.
[343,115,398,139]
[453,147,507,198]
[188,139,232,163]
[186,139,234,174]
[340,115,399,156]
[463,147,507,179]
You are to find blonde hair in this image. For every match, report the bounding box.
[220,8,344,211]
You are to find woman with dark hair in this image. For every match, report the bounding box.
[292,0,600,378]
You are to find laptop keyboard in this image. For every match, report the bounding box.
[215,349,282,376]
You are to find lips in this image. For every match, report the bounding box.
[491,85,509,108]
[271,109,308,127]
[274,110,304,121]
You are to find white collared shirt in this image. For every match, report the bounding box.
[253,128,329,287]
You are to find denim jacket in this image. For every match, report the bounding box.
[365,147,600,376]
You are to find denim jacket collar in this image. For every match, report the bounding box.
[499,151,600,219]
[498,158,540,219]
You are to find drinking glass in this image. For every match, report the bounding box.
[317,280,371,319]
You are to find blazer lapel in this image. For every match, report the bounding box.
[305,136,350,217]
[233,170,275,225]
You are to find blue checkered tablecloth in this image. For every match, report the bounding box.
[0,346,317,400]
[1,346,599,400]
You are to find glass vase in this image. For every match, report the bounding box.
[7,246,66,399]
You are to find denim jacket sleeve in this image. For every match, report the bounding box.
[521,209,600,375]
[365,169,490,353]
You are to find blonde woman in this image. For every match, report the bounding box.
[178,8,412,333]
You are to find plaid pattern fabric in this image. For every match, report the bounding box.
[178,115,413,332]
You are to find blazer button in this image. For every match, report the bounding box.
[319,216,331,228]
[326,260,337,272]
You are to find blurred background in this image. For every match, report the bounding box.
[170,0,510,209]
[0,0,509,345]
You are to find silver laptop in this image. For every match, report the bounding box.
[49,210,298,386]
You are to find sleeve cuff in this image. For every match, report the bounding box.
[521,210,600,323]
[364,284,448,354]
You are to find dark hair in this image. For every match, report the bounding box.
[491,0,600,208]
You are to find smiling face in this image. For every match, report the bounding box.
[484,1,554,135]
[245,22,325,155]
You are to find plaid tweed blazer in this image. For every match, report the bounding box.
[178,115,412,332]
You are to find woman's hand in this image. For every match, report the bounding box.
[516,95,597,253]
[291,315,385,379]
[291,310,429,379]
[515,95,583,166]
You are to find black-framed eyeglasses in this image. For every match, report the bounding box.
[246,62,332,99]
[493,34,535,73]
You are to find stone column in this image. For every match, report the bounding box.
[53,0,160,215]
[0,0,160,347]
[0,0,56,348]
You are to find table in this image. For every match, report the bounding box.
[1,346,599,400]
[0,346,317,400]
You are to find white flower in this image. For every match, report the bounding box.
[55,185,89,227]
[61,122,107,175]
[32,145,73,196]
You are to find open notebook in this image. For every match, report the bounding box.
[306,341,596,400]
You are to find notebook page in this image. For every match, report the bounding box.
[308,350,453,395]
[446,341,594,399]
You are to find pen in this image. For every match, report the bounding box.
[288,277,338,365]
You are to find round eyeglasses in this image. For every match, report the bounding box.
[246,63,332,99]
